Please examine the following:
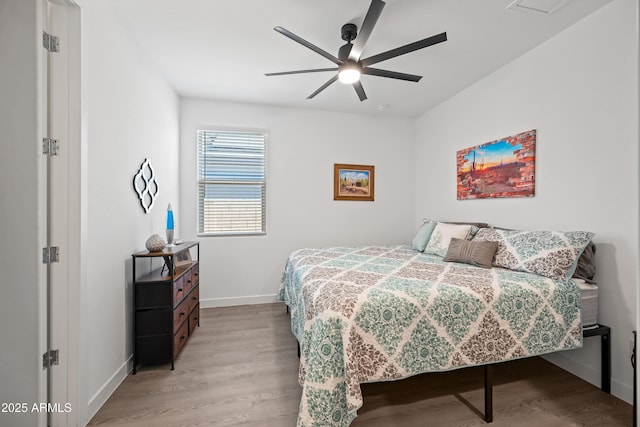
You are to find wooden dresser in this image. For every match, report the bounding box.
[131,241,200,373]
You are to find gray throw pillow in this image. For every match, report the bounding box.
[443,238,498,268]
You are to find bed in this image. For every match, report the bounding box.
[278,221,597,427]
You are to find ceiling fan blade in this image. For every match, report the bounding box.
[349,0,385,61]
[353,81,367,101]
[360,32,447,68]
[307,75,339,99]
[361,67,422,82]
[274,26,343,65]
[265,68,338,77]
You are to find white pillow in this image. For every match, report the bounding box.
[424,222,473,257]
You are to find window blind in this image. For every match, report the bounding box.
[197,129,266,235]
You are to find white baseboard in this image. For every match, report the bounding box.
[543,352,633,404]
[86,356,131,424]
[200,294,280,308]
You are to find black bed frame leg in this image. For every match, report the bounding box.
[633,331,636,427]
[583,324,612,393]
[484,364,493,423]
[583,325,612,393]
[601,329,611,393]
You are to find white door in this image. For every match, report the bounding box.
[42,1,81,425]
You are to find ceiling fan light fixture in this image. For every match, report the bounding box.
[267,0,446,101]
[338,63,361,84]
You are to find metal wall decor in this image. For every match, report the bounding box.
[133,158,159,213]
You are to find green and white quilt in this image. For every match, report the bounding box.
[278,245,583,427]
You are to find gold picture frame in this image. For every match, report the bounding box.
[334,163,375,201]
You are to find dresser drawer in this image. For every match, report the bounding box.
[136,335,172,365]
[183,269,193,295]
[136,282,172,308]
[188,285,199,314]
[189,303,200,336]
[191,263,199,286]
[173,296,189,331]
[173,276,185,305]
[136,308,172,337]
[173,320,189,358]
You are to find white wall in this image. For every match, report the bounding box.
[415,0,637,403]
[4,1,635,424]
[0,1,46,426]
[81,0,180,422]
[180,99,416,306]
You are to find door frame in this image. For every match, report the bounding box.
[41,0,82,425]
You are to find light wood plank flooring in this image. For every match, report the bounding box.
[89,303,632,426]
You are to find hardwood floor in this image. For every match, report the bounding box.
[89,303,632,426]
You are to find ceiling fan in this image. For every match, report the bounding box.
[265,0,447,102]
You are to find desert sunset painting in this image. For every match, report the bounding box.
[456,130,536,200]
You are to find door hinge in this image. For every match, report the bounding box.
[42,246,60,264]
[43,137,59,156]
[43,349,59,369]
[42,31,59,53]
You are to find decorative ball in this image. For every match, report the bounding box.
[145,234,166,252]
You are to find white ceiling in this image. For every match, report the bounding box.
[109,0,612,118]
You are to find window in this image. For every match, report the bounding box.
[197,129,266,236]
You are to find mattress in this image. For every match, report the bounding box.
[575,279,598,328]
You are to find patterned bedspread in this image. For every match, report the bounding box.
[278,245,582,427]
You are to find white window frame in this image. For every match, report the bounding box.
[197,128,267,236]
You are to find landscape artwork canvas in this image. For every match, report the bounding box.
[334,164,374,201]
[457,129,536,200]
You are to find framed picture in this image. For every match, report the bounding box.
[174,249,192,267]
[456,129,536,200]
[162,249,193,275]
[334,163,375,201]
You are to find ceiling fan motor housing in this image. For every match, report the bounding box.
[341,23,358,42]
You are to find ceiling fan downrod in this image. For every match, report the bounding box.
[339,23,357,60]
